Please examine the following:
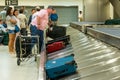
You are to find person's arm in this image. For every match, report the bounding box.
[37,15,41,26]
[0,25,7,32]
[24,16,28,28]
[28,15,32,25]
[9,16,17,24]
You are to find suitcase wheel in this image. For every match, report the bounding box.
[17,58,21,66]
[71,54,74,57]
[75,63,78,68]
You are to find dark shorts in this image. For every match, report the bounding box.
[15,25,20,33]
[8,30,15,34]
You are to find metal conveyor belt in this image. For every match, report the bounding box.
[49,27,120,80]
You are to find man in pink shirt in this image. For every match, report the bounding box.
[30,6,53,52]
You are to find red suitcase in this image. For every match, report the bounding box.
[47,41,65,53]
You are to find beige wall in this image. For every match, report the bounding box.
[19,0,83,13]
[83,0,111,21]
[0,0,83,20]
[0,0,5,6]
[109,0,120,18]
[0,0,83,10]
[110,3,113,19]
[0,0,114,22]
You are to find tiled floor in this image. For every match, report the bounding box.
[0,46,38,80]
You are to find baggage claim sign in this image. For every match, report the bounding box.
[5,0,18,5]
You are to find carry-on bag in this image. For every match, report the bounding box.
[47,26,66,39]
[45,54,77,79]
[46,35,70,46]
[46,41,65,53]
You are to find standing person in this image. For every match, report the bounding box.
[18,9,27,35]
[13,9,20,36]
[32,6,40,21]
[6,7,17,55]
[30,6,53,52]
[49,9,58,26]
[0,7,7,28]
[0,19,7,33]
[0,19,7,44]
[79,11,83,22]
[20,6,28,18]
[28,8,36,26]
[0,7,7,23]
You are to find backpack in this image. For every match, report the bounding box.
[50,14,58,21]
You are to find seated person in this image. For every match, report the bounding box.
[0,19,7,35]
[0,19,7,44]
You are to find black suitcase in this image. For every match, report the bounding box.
[47,26,66,39]
[46,35,70,46]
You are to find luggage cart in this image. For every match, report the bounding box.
[16,35,39,66]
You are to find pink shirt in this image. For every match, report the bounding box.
[31,9,48,31]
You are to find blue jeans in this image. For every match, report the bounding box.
[30,24,44,53]
[37,29,44,52]
[30,25,37,36]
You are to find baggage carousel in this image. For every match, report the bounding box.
[38,24,120,80]
[87,27,120,49]
[58,27,120,80]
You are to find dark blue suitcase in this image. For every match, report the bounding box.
[45,54,77,79]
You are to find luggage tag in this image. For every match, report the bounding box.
[49,27,53,31]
